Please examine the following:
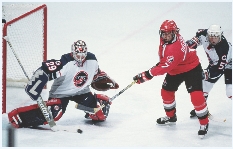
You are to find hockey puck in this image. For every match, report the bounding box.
[77,129,83,134]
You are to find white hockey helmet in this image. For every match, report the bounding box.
[207,25,222,45]
[71,40,87,66]
[207,25,222,37]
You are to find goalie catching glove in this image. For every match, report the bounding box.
[91,70,119,91]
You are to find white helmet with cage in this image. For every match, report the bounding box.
[71,40,87,66]
[207,25,223,45]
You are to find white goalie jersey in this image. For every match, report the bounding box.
[41,52,99,98]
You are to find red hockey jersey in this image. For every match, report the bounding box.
[150,34,200,76]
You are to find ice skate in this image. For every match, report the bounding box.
[198,123,209,139]
[190,109,197,118]
[157,114,177,125]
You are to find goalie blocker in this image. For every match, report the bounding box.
[8,70,119,128]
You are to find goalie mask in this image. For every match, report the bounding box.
[71,40,87,67]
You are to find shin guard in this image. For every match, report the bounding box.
[190,91,209,125]
[161,89,176,117]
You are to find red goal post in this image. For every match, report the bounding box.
[2,4,47,113]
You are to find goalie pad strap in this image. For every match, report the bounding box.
[16,98,61,113]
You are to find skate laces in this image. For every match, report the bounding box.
[161,116,170,121]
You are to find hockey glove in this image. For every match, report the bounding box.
[91,70,119,91]
[186,36,200,49]
[133,70,153,84]
[202,66,224,82]
[202,69,209,80]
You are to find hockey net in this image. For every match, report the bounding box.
[2,3,47,113]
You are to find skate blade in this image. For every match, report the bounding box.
[157,122,176,125]
[198,134,205,139]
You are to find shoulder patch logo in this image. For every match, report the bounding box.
[166,56,174,63]
[73,71,88,87]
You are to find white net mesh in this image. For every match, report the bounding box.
[3,3,46,87]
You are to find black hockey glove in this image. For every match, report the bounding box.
[133,70,153,84]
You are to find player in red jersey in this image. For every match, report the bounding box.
[133,20,209,139]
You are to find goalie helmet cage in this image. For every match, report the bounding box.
[2,4,47,113]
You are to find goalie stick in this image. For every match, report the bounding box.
[3,36,58,131]
[29,125,83,133]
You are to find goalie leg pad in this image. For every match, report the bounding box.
[8,106,46,128]
[95,94,111,117]
[86,94,111,121]
[45,98,63,123]
[8,109,22,128]
[8,98,62,128]
[89,105,106,121]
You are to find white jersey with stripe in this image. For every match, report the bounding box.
[41,52,98,98]
[193,29,232,70]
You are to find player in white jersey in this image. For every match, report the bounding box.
[186,25,232,117]
[8,40,119,128]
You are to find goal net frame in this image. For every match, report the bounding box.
[2,4,47,113]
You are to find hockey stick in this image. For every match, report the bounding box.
[74,81,137,113]
[191,112,226,123]
[75,103,102,113]
[100,80,137,109]
[3,36,58,131]
[208,113,226,123]
[109,80,136,103]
